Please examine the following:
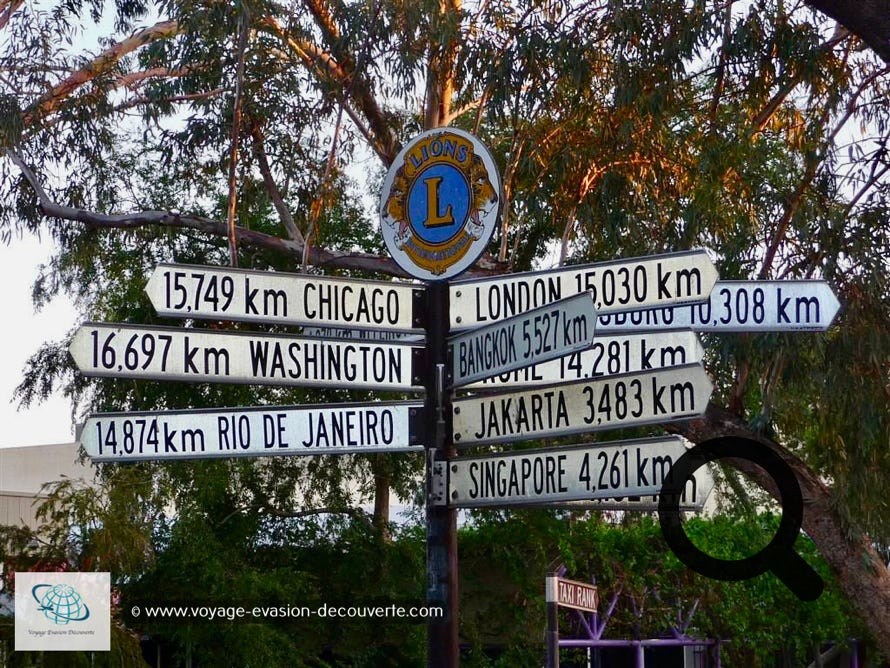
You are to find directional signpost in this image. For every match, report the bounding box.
[452,364,713,446]
[69,323,423,392]
[146,263,425,333]
[80,401,424,461]
[448,291,597,388]
[437,436,693,507]
[466,329,704,390]
[597,280,841,333]
[65,125,846,668]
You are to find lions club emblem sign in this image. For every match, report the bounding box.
[380,128,501,281]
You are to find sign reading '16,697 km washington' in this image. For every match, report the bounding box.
[69,323,423,392]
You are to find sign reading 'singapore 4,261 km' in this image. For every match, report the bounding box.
[380,128,501,281]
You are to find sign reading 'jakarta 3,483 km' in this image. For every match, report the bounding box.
[379,127,501,281]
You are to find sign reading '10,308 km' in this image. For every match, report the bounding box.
[380,127,501,281]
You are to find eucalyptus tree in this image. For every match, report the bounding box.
[2,0,890,657]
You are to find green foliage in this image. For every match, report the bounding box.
[459,512,858,668]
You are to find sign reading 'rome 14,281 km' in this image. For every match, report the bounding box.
[380,127,501,281]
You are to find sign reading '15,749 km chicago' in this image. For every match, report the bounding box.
[145,263,425,334]
[379,127,501,281]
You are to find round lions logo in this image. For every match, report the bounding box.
[380,128,500,281]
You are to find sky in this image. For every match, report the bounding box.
[0,236,79,448]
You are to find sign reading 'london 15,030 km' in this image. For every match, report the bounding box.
[380,127,501,281]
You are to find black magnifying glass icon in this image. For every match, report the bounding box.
[658,436,824,601]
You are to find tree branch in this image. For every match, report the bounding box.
[249,121,304,244]
[4,148,395,274]
[224,6,251,267]
[301,0,344,50]
[113,65,205,91]
[748,32,850,140]
[708,0,736,130]
[258,16,398,165]
[805,0,890,63]
[22,20,182,128]
[0,0,23,31]
[424,0,462,129]
[6,148,509,277]
[218,503,372,527]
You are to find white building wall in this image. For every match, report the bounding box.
[0,443,96,530]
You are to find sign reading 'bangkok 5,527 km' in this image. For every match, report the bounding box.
[379,127,501,281]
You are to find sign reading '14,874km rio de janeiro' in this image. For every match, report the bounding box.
[80,401,424,461]
[379,127,501,281]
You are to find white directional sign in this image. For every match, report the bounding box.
[449,249,718,331]
[145,264,425,333]
[545,464,715,512]
[79,401,424,461]
[448,292,597,388]
[452,364,712,446]
[597,280,840,333]
[69,323,423,392]
[440,436,693,507]
[302,326,423,343]
[466,330,703,390]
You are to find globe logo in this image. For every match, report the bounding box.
[31,583,91,624]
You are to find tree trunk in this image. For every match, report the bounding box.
[675,404,890,657]
[806,0,890,62]
[372,455,392,542]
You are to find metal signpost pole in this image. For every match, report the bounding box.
[425,281,458,667]
[377,127,502,668]
[545,573,560,668]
